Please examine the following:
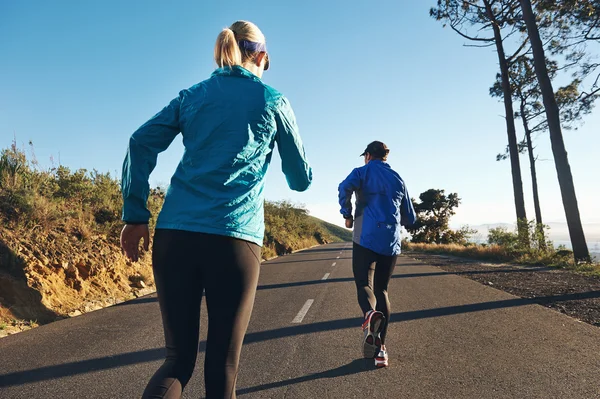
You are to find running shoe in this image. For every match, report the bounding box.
[362,310,385,358]
[375,345,389,368]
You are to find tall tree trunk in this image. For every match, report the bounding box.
[520,102,542,226]
[484,0,529,245]
[520,100,546,249]
[519,0,590,262]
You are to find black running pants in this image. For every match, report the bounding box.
[352,242,397,344]
[142,229,261,399]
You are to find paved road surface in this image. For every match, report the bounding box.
[1,243,599,398]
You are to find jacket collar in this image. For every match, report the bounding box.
[211,66,261,82]
[369,160,388,166]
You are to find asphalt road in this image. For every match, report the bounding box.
[1,242,599,398]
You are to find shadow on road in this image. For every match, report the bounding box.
[0,347,165,387]
[264,257,351,265]
[256,268,541,291]
[115,267,545,306]
[121,268,550,300]
[298,247,349,254]
[115,296,158,306]
[236,358,374,396]
[2,289,599,387]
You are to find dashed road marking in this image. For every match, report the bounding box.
[292,300,314,323]
[322,273,330,280]
[332,262,337,267]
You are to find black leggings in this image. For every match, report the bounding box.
[143,229,261,399]
[352,242,397,344]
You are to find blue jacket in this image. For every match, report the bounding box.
[122,66,312,245]
[338,160,416,256]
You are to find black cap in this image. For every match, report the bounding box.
[360,141,389,159]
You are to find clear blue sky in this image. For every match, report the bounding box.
[1,0,598,228]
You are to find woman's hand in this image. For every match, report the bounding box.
[120,224,150,262]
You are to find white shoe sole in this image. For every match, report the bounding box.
[362,312,384,358]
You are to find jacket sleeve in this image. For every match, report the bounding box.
[400,184,417,227]
[338,168,361,218]
[121,94,182,223]
[274,97,312,192]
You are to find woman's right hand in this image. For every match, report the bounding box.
[345,218,354,229]
[120,224,150,262]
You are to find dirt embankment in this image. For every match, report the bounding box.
[0,227,154,337]
[0,228,333,338]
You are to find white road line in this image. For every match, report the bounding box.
[292,299,314,323]
[336,256,340,259]
[322,273,330,280]
[332,262,337,267]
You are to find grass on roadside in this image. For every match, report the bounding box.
[404,242,600,276]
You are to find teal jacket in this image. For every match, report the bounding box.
[121,66,312,245]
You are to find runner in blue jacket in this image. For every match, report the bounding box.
[120,21,312,399]
[338,140,416,368]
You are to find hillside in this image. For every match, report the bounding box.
[310,216,353,243]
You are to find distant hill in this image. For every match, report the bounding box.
[463,222,600,243]
[310,216,353,243]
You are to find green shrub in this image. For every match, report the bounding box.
[0,143,27,189]
[0,187,34,223]
[488,227,520,250]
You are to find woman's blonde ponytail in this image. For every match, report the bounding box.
[214,28,242,68]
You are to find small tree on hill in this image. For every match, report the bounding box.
[406,189,474,245]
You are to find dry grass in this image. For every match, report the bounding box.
[261,246,278,261]
[30,194,60,230]
[404,242,600,276]
[406,242,513,261]
[262,236,322,261]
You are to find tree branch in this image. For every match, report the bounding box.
[579,85,600,102]
[507,38,530,62]
[465,42,497,48]
[449,23,494,42]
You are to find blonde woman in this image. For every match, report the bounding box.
[120,21,312,399]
